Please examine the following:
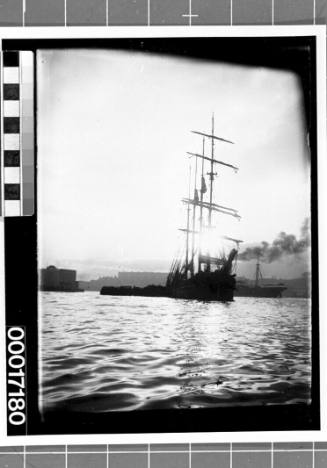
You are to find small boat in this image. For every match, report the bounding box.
[235,260,287,298]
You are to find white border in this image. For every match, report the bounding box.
[0,24,324,39]
[0,25,325,446]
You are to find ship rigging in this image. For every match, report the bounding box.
[166,115,242,301]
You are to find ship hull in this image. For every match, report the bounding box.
[235,286,286,298]
[100,285,167,297]
[169,272,236,302]
[100,275,235,302]
[170,285,234,301]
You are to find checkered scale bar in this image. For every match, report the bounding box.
[1,50,34,217]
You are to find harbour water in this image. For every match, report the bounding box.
[40,292,311,413]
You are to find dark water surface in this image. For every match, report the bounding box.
[40,292,311,413]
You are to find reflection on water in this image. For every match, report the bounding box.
[40,292,311,412]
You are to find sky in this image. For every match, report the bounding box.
[37,48,311,279]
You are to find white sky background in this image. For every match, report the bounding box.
[37,48,310,279]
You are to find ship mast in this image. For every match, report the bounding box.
[206,113,216,271]
[255,256,263,288]
[181,116,239,276]
[199,138,205,230]
[198,138,205,272]
[208,113,216,228]
[185,165,192,278]
[190,153,198,276]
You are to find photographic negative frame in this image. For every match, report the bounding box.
[0,26,326,438]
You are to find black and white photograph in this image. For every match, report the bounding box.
[2,30,323,435]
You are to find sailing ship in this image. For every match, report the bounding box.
[235,259,287,298]
[166,116,241,302]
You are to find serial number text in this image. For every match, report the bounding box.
[7,327,26,426]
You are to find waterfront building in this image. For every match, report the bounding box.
[40,266,82,292]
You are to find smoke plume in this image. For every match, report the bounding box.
[238,218,310,263]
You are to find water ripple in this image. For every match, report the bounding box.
[40,292,311,412]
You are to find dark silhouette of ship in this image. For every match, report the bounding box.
[235,260,287,298]
[166,115,241,302]
[101,115,241,301]
[100,285,167,297]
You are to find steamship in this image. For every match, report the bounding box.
[235,260,287,298]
